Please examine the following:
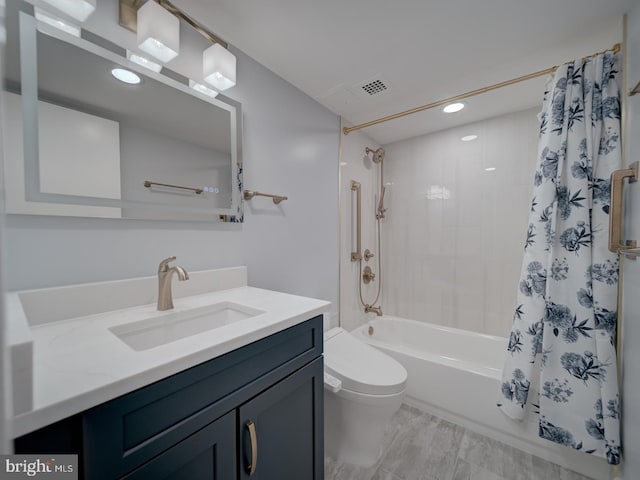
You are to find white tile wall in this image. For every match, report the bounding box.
[379,108,540,337]
[339,126,382,331]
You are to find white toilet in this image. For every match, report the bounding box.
[323,327,407,467]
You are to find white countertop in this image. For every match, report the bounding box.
[10,281,330,438]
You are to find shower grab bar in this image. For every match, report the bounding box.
[609,162,639,259]
[351,180,362,261]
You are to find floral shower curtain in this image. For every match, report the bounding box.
[498,50,621,464]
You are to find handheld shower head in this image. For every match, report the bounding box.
[377,185,387,219]
[365,147,385,163]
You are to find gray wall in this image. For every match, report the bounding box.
[3,3,339,321]
[621,4,640,478]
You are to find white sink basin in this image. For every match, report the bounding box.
[6,267,249,415]
[109,302,265,351]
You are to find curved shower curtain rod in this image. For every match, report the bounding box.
[343,43,621,135]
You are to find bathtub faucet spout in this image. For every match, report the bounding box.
[365,304,382,316]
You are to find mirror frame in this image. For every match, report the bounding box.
[9,8,243,222]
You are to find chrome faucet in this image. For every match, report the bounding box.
[157,256,189,311]
[364,304,383,316]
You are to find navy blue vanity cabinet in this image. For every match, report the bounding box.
[121,411,236,479]
[15,315,324,480]
[239,357,323,479]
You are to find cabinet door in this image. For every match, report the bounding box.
[121,411,236,480]
[238,357,323,480]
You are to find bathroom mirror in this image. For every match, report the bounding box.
[2,5,243,222]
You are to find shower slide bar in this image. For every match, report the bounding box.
[351,180,362,261]
[609,162,639,259]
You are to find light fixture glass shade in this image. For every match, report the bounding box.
[137,1,179,63]
[189,80,219,99]
[34,7,81,37]
[203,44,236,91]
[127,50,162,73]
[41,0,96,22]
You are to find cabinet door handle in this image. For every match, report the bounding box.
[245,420,258,476]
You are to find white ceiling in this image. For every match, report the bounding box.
[175,0,631,145]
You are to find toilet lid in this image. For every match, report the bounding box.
[324,328,407,395]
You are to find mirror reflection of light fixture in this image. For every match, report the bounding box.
[126,50,162,73]
[203,43,236,91]
[189,80,219,99]
[41,0,96,22]
[137,0,179,63]
[34,7,81,37]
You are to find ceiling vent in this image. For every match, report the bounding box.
[350,75,392,99]
[361,79,387,96]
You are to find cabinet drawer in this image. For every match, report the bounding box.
[84,316,322,480]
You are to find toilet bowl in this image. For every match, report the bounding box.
[323,327,407,467]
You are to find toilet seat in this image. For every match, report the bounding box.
[324,328,407,396]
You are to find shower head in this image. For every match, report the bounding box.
[365,147,385,163]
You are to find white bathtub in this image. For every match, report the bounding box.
[352,317,611,480]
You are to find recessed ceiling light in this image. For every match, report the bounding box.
[484,167,497,172]
[111,68,141,85]
[443,102,465,113]
[461,134,478,142]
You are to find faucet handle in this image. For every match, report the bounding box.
[158,256,177,272]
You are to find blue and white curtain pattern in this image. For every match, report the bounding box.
[498,50,621,464]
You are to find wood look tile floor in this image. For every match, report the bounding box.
[324,405,594,480]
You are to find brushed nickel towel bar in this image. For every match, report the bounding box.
[351,180,362,261]
[343,43,621,135]
[243,190,288,204]
[144,180,203,194]
[609,162,639,259]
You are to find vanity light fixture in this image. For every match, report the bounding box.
[443,102,465,113]
[203,43,236,91]
[41,0,96,22]
[461,134,478,142]
[119,0,236,88]
[137,0,179,63]
[111,68,142,85]
[126,50,162,73]
[34,7,81,37]
[189,80,219,99]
